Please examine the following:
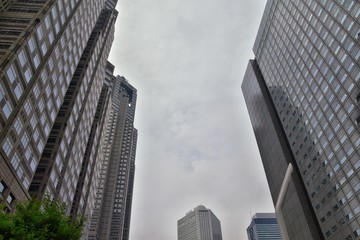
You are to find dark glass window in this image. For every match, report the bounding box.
[0,180,6,194]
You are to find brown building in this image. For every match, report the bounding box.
[0,2,138,239]
[0,0,114,211]
[0,0,111,210]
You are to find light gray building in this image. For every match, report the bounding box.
[87,74,137,240]
[178,205,222,240]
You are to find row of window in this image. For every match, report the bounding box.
[0,180,15,207]
[259,0,360,239]
[57,8,114,208]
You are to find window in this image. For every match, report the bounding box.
[354,160,360,169]
[2,137,12,156]
[11,153,20,170]
[30,159,36,172]
[354,183,360,192]
[51,7,57,20]
[24,101,32,116]
[2,102,12,118]
[28,37,36,53]
[18,50,27,67]
[14,118,23,135]
[354,206,360,215]
[6,193,14,204]
[0,180,6,195]
[37,26,43,40]
[346,212,353,220]
[33,55,40,69]
[41,43,47,56]
[48,58,54,70]
[24,68,32,82]
[45,15,51,29]
[14,85,22,100]
[346,169,354,177]
[48,31,54,44]
[346,190,354,199]
[6,65,16,83]
[30,116,37,129]
[0,85,4,102]
[21,133,29,148]
[23,178,29,189]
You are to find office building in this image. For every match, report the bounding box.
[87,74,137,240]
[0,1,139,238]
[242,0,360,239]
[0,0,112,210]
[178,205,223,240]
[0,1,139,239]
[247,213,282,240]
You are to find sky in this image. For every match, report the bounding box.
[108,0,273,239]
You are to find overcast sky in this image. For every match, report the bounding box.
[109,0,272,239]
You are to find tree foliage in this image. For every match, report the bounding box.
[0,197,84,240]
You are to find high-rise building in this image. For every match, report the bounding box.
[178,205,223,240]
[87,74,137,240]
[242,0,360,239]
[247,213,282,240]
[0,1,138,239]
[0,0,111,210]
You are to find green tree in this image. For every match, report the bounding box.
[0,197,84,240]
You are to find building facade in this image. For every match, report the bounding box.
[247,213,282,240]
[0,2,138,239]
[0,0,108,210]
[242,0,360,239]
[87,74,137,240]
[178,205,223,240]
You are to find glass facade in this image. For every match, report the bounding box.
[243,60,322,240]
[247,213,282,240]
[243,0,360,239]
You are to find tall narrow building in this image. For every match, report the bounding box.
[87,74,137,240]
[178,205,223,240]
[242,0,360,239]
[247,213,282,240]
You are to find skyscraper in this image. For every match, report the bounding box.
[0,0,111,210]
[0,0,138,237]
[247,213,282,240]
[86,73,137,240]
[242,0,360,239]
[178,205,223,240]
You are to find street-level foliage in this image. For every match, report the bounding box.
[0,196,84,240]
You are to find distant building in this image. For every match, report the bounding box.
[178,205,222,240]
[87,74,137,240]
[242,0,360,239]
[247,213,282,240]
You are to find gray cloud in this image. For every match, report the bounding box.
[109,0,272,239]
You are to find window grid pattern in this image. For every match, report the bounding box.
[255,0,360,239]
[0,0,106,205]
